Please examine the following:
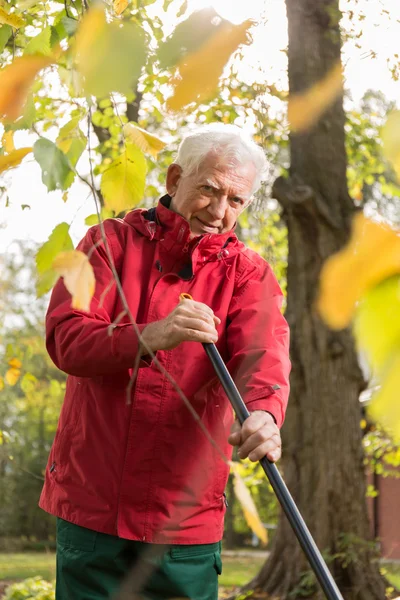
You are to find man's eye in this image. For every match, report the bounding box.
[232,197,244,205]
[202,185,213,193]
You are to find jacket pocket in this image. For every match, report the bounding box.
[57,518,97,552]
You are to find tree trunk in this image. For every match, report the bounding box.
[241,1,387,599]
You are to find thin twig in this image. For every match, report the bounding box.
[85,107,229,465]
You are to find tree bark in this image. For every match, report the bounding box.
[240,1,387,599]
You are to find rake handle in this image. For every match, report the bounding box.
[203,341,343,600]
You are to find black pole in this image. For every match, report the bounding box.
[203,342,343,600]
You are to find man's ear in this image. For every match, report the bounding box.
[166,163,183,197]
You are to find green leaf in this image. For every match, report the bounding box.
[85,214,99,226]
[101,143,147,213]
[36,222,74,296]
[20,372,38,394]
[61,16,79,36]
[157,7,227,70]
[0,24,12,53]
[75,7,148,97]
[34,138,75,192]
[24,26,52,56]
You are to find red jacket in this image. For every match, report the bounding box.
[39,196,291,544]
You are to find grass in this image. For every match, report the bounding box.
[0,552,399,592]
[383,562,400,590]
[0,553,56,582]
[219,555,265,587]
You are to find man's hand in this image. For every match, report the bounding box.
[140,298,221,353]
[228,410,281,463]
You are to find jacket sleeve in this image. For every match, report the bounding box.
[226,259,291,428]
[46,224,149,377]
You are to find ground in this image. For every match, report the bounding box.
[0,552,399,598]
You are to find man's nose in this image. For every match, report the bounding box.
[208,196,228,220]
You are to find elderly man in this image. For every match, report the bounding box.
[40,124,291,600]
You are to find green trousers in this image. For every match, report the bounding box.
[56,518,222,600]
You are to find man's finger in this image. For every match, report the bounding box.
[248,441,282,463]
[228,431,241,446]
[238,430,280,459]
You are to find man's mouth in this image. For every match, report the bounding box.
[195,217,219,233]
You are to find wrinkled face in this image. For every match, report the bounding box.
[166,153,256,236]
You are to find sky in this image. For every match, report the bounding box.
[1,0,400,255]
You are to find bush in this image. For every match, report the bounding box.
[4,577,55,600]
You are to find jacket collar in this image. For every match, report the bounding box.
[125,195,242,263]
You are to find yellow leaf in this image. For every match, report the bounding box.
[0,376,4,391]
[288,62,343,133]
[101,143,147,213]
[0,55,53,121]
[8,357,22,369]
[123,123,167,157]
[166,20,252,112]
[0,147,32,174]
[52,250,95,312]
[1,130,14,153]
[317,214,400,329]
[0,7,24,28]
[114,0,128,15]
[231,464,268,546]
[354,275,400,375]
[368,352,400,439]
[382,110,400,180]
[5,368,21,386]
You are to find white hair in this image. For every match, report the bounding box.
[175,123,268,194]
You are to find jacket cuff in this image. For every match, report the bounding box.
[245,396,284,429]
[112,323,155,369]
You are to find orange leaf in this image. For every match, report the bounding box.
[1,130,15,153]
[288,62,343,133]
[8,358,22,369]
[114,0,128,15]
[0,55,54,122]
[53,250,95,312]
[317,214,400,329]
[166,20,252,112]
[0,147,32,174]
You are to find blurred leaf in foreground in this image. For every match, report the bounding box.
[166,19,252,111]
[317,213,400,330]
[74,7,147,97]
[382,110,400,180]
[288,62,343,133]
[231,462,268,545]
[0,55,54,121]
[157,8,228,70]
